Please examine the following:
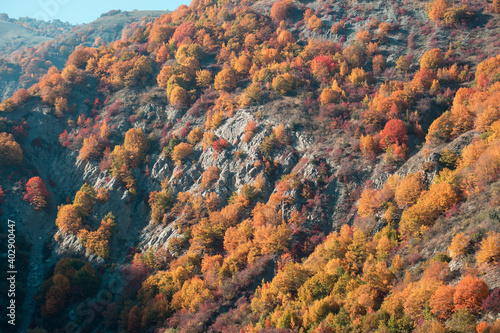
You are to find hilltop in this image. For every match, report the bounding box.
[0,18,53,55]
[71,10,170,44]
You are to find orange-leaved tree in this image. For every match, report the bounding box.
[270,0,293,22]
[78,212,116,259]
[78,134,104,161]
[201,166,220,189]
[243,120,257,143]
[420,48,445,71]
[187,126,204,145]
[430,285,456,320]
[172,142,193,165]
[476,232,500,265]
[0,132,23,166]
[214,67,237,92]
[394,172,425,209]
[427,0,450,22]
[453,275,490,314]
[448,232,469,259]
[123,128,148,168]
[55,204,83,234]
[73,183,97,217]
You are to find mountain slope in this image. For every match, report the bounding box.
[0,19,52,54]
[0,0,499,332]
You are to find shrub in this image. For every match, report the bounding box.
[447,309,477,333]
[482,288,500,314]
[311,56,336,81]
[212,138,229,153]
[243,120,257,143]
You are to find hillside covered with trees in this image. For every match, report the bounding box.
[0,0,500,332]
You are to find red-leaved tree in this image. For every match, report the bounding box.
[379,119,408,149]
[23,176,49,210]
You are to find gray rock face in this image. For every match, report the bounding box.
[139,221,181,250]
[2,95,319,331]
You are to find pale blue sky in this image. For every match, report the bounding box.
[1,0,190,24]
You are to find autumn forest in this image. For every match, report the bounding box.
[0,0,500,332]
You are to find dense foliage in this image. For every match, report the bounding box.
[0,0,499,332]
